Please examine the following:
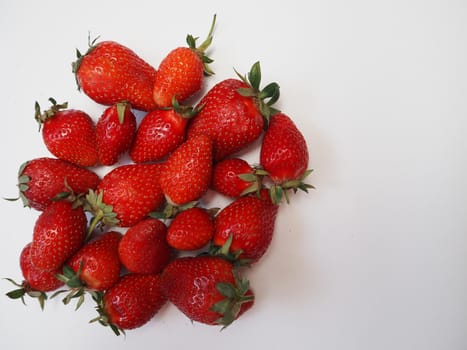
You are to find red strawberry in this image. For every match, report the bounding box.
[11,157,99,211]
[161,256,254,327]
[153,15,216,107]
[187,62,280,160]
[130,100,198,163]
[72,38,157,111]
[159,134,213,205]
[92,274,167,335]
[211,157,261,198]
[118,218,171,274]
[35,98,98,167]
[86,163,165,228]
[260,113,313,204]
[213,191,279,263]
[96,102,137,166]
[30,200,87,271]
[166,207,214,250]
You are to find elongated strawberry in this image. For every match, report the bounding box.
[73,37,157,111]
[35,98,98,167]
[161,256,254,327]
[9,157,99,211]
[212,191,279,263]
[91,274,167,335]
[96,102,136,165]
[260,113,313,204]
[86,163,165,228]
[159,134,213,205]
[118,219,172,274]
[30,200,87,271]
[153,15,216,107]
[130,99,198,163]
[187,62,280,160]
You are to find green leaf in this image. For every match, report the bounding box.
[116,102,127,124]
[248,61,261,91]
[237,87,256,97]
[237,173,257,182]
[6,288,26,299]
[260,82,280,106]
[211,299,231,314]
[216,282,237,299]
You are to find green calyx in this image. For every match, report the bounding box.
[4,161,32,207]
[237,166,269,197]
[208,234,251,267]
[235,61,281,125]
[186,14,216,76]
[72,33,100,90]
[34,98,68,131]
[4,277,48,310]
[84,189,119,240]
[170,95,202,119]
[115,101,130,124]
[89,291,125,336]
[268,169,315,205]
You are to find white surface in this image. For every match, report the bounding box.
[1,0,466,349]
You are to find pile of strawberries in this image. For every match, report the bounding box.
[6,15,312,335]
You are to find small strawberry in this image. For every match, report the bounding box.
[30,200,87,271]
[187,61,280,160]
[118,218,172,274]
[9,157,99,211]
[72,37,157,111]
[91,274,167,335]
[159,134,213,205]
[35,98,99,167]
[153,15,216,107]
[161,256,254,327]
[166,207,215,251]
[260,113,313,204]
[212,191,279,263]
[130,99,198,163]
[86,163,165,229]
[96,102,137,166]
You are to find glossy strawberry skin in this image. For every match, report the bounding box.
[166,207,214,250]
[260,113,309,183]
[96,103,137,166]
[211,158,255,198]
[18,157,100,211]
[103,274,167,330]
[187,79,264,161]
[97,163,165,227]
[159,134,213,205]
[75,41,157,111]
[68,231,122,291]
[30,201,87,271]
[118,219,172,274]
[213,193,279,263]
[20,243,64,292]
[42,109,99,167]
[130,108,188,163]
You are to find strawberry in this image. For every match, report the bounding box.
[159,134,213,205]
[10,157,99,211]
[161,256,254,327]
[166,207,214,251]
[118,219,172,274]
[86,163,165,228]
[212,191,279,263]
[153,15,216,107]
[129,99,198,163]
[92,274,167,335]
[96,102,137,166]
[72,37,157,111]
[211,157,262,198]
[35,98,98,167]
[260,113,313,204]
[30,200,87,271]
[187,62,280,160]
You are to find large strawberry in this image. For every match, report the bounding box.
[96,102,137,166]
[35,98,99,167]
[161,256,254,327]
[10,157,99,211]
[187,62,280,160]
[159,134,212,205]
[91,274,167,335]
[118,218,172,274]
[30,200,87,271]
[153,15,216,107]
[260,113,313,204]
[212,190,279,263]
[86,163,165,228]
[72,37,157,111]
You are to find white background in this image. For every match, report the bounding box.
[0,0,466,349]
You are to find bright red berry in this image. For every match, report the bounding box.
[211,158,260,198]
